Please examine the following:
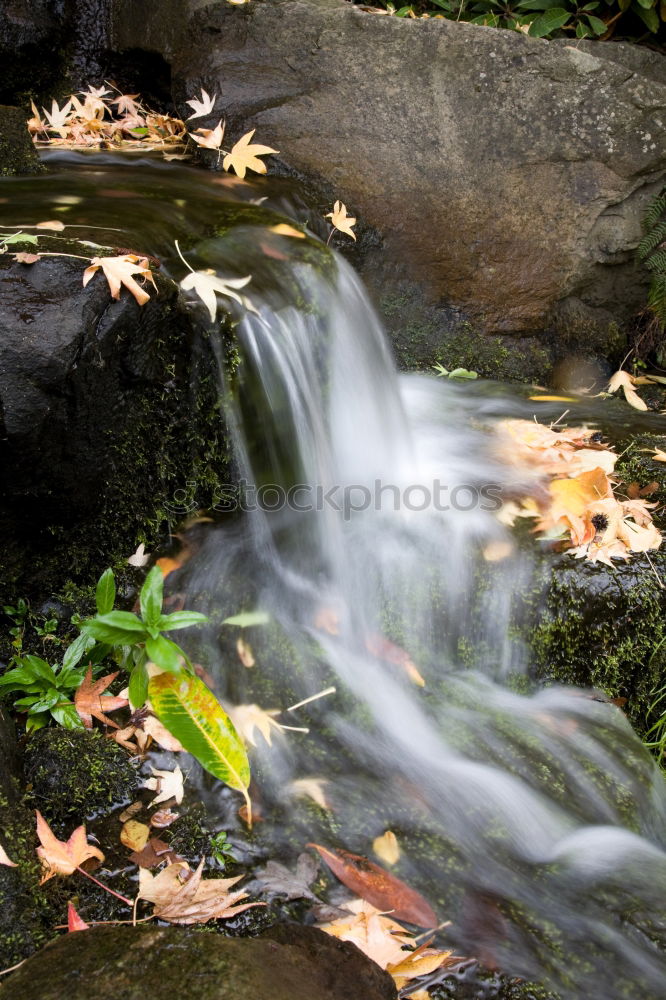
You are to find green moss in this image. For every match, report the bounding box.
[0,105,44,177]
[24,728,138,828]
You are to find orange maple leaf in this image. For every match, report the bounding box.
[35,810,104,883]
[74,667,128,729]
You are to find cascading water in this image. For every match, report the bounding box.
[5,153,666,998]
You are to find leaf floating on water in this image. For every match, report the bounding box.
[82,254,157,307]
[35,811,104,883]
[148,672,252,820]
[372,831,400,866]
[222,129,279,179]
[35,219,65,231]
[255,853,319,901]
[143,765,185,805]
[119,820,150,853]
[309,844,437,927]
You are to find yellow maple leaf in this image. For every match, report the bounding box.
[191,119,225,150]
[607,370,648,411]
[35,810,104,883]
[223,129,279,178]
[325,200,357,240]
[82,254,157,306]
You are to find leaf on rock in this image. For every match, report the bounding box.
[227,703,296,747]
[67,902,90,932]
[129,836,182,869]
[148,672,252,819]
[127,542,151,567]
[143,765,185,805]
[223,610,271,628]
[289,777,332,811]
[35,810,104,883]
[139,858,264,924]
[325,201,357,241]
[14,252,41,264]
[35,219,65,231]
[186,88,217,120]
[0,843,17,867]
[120,819,150,852]
[75,667,128,729]
[373,831,400,866]
[150,808,179,829]
[607,370,648,411]
[222,129,279,179]
[255,853,319,901]
[268,224,305,239]
[236,638,255,668]
[191,119,225,149]
[179,269,252,322]
[309,844,437,927]
[82,254,157,306]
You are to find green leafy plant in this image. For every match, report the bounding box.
[210,830,238,865]
[3,598,28,655]
[433,362,479,379]
[0,655,87,731]
[638,186,666,332]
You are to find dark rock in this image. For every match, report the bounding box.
[111,0,666,376]
[0,706,21,803]
[0,105,44,176]
[0,237,228,606]
[5,923,398,999]
[24,728,138,827]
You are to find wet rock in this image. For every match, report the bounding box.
[5,923,398,999]
[111,0,665,374]
[0,238,228,606]
[0,105,43,176]
[24,728,139,828]
[0,706,21,803]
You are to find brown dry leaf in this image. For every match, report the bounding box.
[314,606,340,635]
[222,129,279,179]
[35,810,104,883]
[236,637,255,668]
[150,809,179,829]
[120,820,150,852]
[0,843,17,867]
[129,836,181,869]
[35,219,65,231]
[140,858,264,925]
[607,370,648,411]
[482,539,513,562]
[543,467,613,545]
[309,844,437,927]
[82,254,157,306]
[118,801,143,823]
[325,201,357,241]
[14,252,41,264]
[74,667,128,729]
[373,831,400,866]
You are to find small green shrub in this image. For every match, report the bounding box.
[638,187,666,333]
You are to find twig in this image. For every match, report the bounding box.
[644,551,664,590]
[286,686,336,712]
[0,960,25,976]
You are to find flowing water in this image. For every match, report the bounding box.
[4,153,666,998]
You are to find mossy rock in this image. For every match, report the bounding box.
[0,105,43,176]
[24,728,138,827]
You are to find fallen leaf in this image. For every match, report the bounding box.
[0,843,17,867]
[528,395,576,402]
[35,811,104,883]
[127,542,151,566]
[35,219,65,231]
[236,637,255,668]
[180,269,252,322]
[227,703,288,747]
[373,831,400,866]
[142,713,185,752]
[268,224,305,239]
[289,777,331,811]
[325,201,357,241]
[13,252,41,264]
[82,254,157,307]
[309,844,437,926]
[129,836,182,869]
[191,119,225,149]
[186,88,217,120]
[67,902,90,932]
[482,539,513,562]
[651,448,666,462]
[155,556,182,578]
[608,370,648,411]
[74,667,128,729]
[365,634,425,687]
[143,765,184,805]
[222,129,279,179]
[150,809,179,829]
[140,858,264,924]
[118,801,143,823]
[120,820,150,852]
[255,853,319,901]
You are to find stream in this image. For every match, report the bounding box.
[3,152,666,999]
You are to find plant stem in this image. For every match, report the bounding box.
[174,239,194,273]
[76,866,133,907]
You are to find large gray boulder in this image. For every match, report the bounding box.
[4,923,398,999]
[111,0,666,377]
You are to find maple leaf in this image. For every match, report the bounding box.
[651,448,666,462]
[227,703,288,747]
[14,252,41,264]
[289,777,331,810]
[82,254,157,306]
[139,859,264,924]
[112,93,141,117]
[35,810,104,883]
[326,201,357,241]
[67,902,90,932]
[0,843,17,867]
[607,370,648,411]
[186,88,217,119]
[27,99,45,134]
[75,667,128,728]
[191,120,225,149]
[42,99,73,136]
[180,269,252,322]
[127,541,151,566]
[222,129,279,179]
[142,713,185,752]
[143,765,185,805]
[255,853,319,901]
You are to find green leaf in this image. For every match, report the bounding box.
[26,713,49,732]
[528,7,571,34]
[0,665,39,688]
[145,634,186,673]
[158,611,209,631]
[0,232,39,246]
[95,568,116,615]
[222,611,271,628]
[585,13,607,32]
[634,1,659,28]
[52,702,85,730]
[21,656,56,684]
[96,611,146,632]
[82,619,145,645]
[448,368,479,379]
[62,631,96,671]
[140,567,164,628]
[149,671,251,817]
[128,660,149,708]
